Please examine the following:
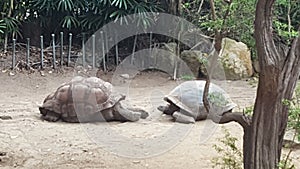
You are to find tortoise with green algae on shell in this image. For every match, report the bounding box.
[39,76,148,123]
[158,80,237,124]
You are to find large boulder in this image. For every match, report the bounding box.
[126,43,193,78]
[180,50,226,79]
[220,38,253,80]
[180,50,207,77]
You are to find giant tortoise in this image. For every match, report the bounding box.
[39,76,148,122]
[158,80,236,123]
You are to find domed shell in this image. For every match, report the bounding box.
[40,76,124,122]
[164,80,236,118]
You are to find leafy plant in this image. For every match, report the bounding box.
[182,0,256,59]
[208,92,230,107]
[283,83,300,142]
[243,106,254,116]
[180,75,194,80]
[0,20,6,34]
[6,0,161,36]
[211,128,243,169]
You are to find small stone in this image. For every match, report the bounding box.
[10,135,18,139]
[48,71,53,74]
[120,74,130,79]
[132,160,140,164]
[0,115,12,120]
[9,72,15,76]
[40,71,45,76]
[0,152,7,156]
[71,158,74,161]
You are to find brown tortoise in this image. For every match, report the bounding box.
[39,76,148,122]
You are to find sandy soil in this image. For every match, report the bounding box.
[0,70,299,169]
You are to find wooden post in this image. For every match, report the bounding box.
[92,34,95,69]
[12,39,16,70]
[115,32,119,65]
[100,31,106,71]
[52,34,56,69]
[40,36,44,69]
[67,33,72,66]
[82,33,86,66]
[60,32,64,66]
[26,38,30,66]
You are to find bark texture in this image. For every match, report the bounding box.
[242,0,300,168]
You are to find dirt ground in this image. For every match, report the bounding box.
[0,70,299,169]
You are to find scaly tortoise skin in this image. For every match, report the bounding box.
[39,76,148,122]
[158,80,236,124]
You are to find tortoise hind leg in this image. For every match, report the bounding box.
[113,103,145,122]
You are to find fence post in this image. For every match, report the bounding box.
[67,33,72,67]
[60,32,63,66]
[26,38,30,67]
[52,34,56,69]
[114,32,119,65]
[131,34,138,64]
[100,31,106,71]
[92,34,95,69]
[12,39,16,70]
[82,33,86,67]
[40,36,44,69]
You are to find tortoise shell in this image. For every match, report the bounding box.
[164,80,236,119]
[40,76,125,122]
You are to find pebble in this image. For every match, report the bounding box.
[132,160,140,164]
[40,71,45,76]
[120,74,130,79]
[0,115,12,120]
[9,72,15,76]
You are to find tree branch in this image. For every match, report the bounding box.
[209,112,251,129]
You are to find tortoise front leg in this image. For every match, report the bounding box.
[172,112,196,124]
[126,107,149,119]
[157,104,179,115]
[113,103,144,122]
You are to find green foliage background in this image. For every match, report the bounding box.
[0,0,299,53]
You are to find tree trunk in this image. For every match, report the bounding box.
[242,0,300,168]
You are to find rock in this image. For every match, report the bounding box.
[120,74,130,79]
[180,50,207,78]
[0,115,12,120]
[132,160,141,164]
[40,71,45,76]
[9,71,15,76]
[220,38,253,80]
[180,50,225,79]
[133,42,183,76]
